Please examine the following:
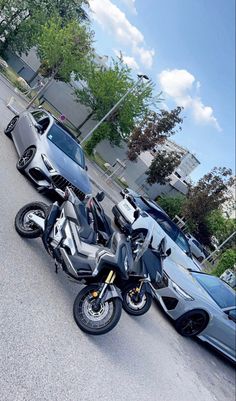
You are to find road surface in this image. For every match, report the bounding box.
[0,77,235,401]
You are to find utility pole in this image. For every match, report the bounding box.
[201,231,236,265]
[80,74,149,145]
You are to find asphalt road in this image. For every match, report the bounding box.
[0,78,235,401]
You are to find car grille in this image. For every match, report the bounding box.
[162,296,178,310]
[51,174,85,200]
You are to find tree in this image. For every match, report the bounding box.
[127,107,183,161]
[211,249,236,277]
[26,15,93,108]
[182,167,234,245]
[0,0,90,55]
[145,150,182,185]
[157,195,186,219]
[75,58,155,153]
[205,209,236,245]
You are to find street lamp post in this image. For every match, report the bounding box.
[80,74,149,145]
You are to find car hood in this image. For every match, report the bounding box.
[43,139,92,194]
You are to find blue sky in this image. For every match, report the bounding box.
[88,0,235,181]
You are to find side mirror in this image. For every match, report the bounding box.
[166,248,171,257]
[85,165,88,171]
[96,191,105,202]
[34,122,43,133]
[228,310,236,323]
[133,209,140,221]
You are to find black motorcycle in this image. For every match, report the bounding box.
[86,195,171,317]
[14,186,136,335]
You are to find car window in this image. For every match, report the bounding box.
[192,239,203,251]
[31,111,50,132]
[176,232,191,254]
[193,273,236,308]
[47,124,85,168]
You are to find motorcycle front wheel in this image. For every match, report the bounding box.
[122,282,152,316]
[15,202,48,238]
[73,285,122,335]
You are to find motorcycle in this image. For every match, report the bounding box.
[14,186,137,335]
[86,195,171,317]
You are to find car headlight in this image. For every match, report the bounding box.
[41,154,57,173]
[172,281,194,301]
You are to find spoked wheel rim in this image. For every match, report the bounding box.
[126,289,147,310]
[180,313,206,336]
[18,148,34,168]
[5,117,18,133]
[21,209,46,232]
[78,290,114,330]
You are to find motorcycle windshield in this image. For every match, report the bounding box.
[133,217,156,262]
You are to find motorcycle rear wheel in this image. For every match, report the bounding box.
[73,284,122,335]
[122,283,152,316]
[15,202,48,238]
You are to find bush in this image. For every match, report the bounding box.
[211,249,236,277]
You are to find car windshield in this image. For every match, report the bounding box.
[193,273,236,308]
[133,196,191,254]
[47,124,85,168]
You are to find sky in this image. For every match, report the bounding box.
[87,0,235,182]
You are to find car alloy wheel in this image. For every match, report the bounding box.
[4,116,19,138]
[17,147,36,172]
[175,309,208,337]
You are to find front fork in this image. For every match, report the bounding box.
[92,270,117,310]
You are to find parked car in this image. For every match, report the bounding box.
[220,269,236,290]
[4,110,92,199]
[112,192,201,272]
[156,263,236,362]
[186,234,206,262]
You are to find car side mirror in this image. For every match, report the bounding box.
[228,310,236,323]
[96,191,105,202]
[133,209,140,221]
[85,165,88,171]
[34,122,43,133]
[166,248,171,257]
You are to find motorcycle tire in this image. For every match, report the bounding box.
[15,202,48,238]
[122,283,152,316]
[73,284,122,335]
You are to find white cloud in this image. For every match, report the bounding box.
[121,0,137,15]
[123,55,139,70]
[134,46,155,69]
[113,49,140,70]
[159,69,195,98]
[158,68,221,131]
[89,0,155,68]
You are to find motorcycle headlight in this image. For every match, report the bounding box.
[41,154,57,173]
[172,281,194,301]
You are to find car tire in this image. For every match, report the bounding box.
[174,309,209,337]
[4,116,19,139]
[16,146,36,172]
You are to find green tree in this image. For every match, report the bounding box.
[75,58,155,153]
[145,150,182,185]
[157,195,186,219]
[0,0,89,55]
[211,249,236,277]
[26,15,93,108]
[127,107,183,161]
[182,167,234,245]
[205,209,236,246]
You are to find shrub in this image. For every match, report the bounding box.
[211,249,236,277]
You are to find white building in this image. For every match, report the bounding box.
[151,140,200,181]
